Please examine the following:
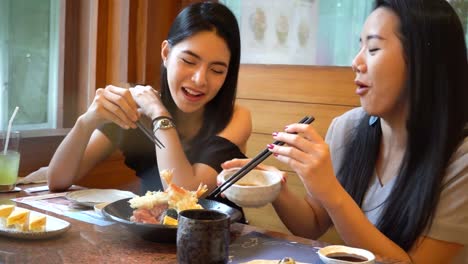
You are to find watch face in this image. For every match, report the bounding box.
[161,119,170,126]
[157,118,175,130]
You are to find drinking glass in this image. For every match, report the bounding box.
[177,209,230,264]
[0,131,21,192]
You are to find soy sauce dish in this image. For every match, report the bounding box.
[318,245,375,264]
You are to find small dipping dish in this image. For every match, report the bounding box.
[318,245,375,264]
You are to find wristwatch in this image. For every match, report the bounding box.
[153,116,176,131]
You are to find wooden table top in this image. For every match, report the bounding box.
[0,186,398,264]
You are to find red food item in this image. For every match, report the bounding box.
[130,203,168,224]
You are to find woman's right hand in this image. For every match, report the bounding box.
[221,158,288,184]
[82,85,140,129]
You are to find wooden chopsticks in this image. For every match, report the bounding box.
[136,121,165,149]
[207,116,315,199]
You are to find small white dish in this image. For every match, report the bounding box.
[66,189,136,207]
[217,168,282,208]
[0,207,71,240]
[318,245,375,264]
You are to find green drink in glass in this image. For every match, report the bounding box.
[0,131,21,192]
[0,151,20,191]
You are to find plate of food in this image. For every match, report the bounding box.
[65,189,136,207]
[0,205,71,240]
[102,170,242,243]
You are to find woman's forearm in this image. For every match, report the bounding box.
[321,184,411,262]
[272,185,330,239]
[47,116,96,191]
[154,127,210,190]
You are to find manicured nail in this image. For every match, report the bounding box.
[284,126,289,130]
[272,132,278,136]
[273,153,278,157]
[267,144,274,149]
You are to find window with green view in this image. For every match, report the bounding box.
[0,0,59,131]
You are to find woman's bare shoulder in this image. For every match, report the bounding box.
[217,104,252,151]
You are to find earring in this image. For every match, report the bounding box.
[369,116,379,127]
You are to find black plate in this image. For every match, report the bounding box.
[102,198,242,243]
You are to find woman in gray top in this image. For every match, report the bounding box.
[224,0,468,263]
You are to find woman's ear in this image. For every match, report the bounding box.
[161,40,170,67]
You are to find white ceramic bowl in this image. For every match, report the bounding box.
[217,168,282,208]
[318,245,375,264]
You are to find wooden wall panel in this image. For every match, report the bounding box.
[238,64,359,106]
[238,99,353,136]
[236,64,359,177]
[239,99,353,172]
[105,0,130,85]
[128,0,180,86]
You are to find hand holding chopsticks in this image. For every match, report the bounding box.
[207,115,315,199]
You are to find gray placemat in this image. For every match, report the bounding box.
[229,231,322,263]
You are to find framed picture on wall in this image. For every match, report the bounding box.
[221,0,468,66]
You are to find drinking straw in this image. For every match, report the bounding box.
[3,106,19,155]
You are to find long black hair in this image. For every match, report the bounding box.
[160,2,241,142]
[338,0,468,251]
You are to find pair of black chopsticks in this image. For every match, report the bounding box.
[207,116,315,198]
[136,121,165,149]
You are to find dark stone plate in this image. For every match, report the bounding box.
[102,198,242,243]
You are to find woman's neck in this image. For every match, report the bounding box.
[377,106,408,186]
[174,108,204,142]
[380,103,408,149]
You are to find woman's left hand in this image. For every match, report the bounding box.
[129,85,169,119]
[268,123,339,199]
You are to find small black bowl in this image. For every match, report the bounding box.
[102,198,242,243]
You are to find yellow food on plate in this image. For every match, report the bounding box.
[7,208,30,231]
[0,205,15,227]
[29,215,47,232]
[163,215,178,225]
[0,205,14,217]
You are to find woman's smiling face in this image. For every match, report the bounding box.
[161,30,230,114]
[352,7,407,119]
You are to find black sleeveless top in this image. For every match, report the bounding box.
[98,123,247,222]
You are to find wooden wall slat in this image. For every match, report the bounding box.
[238,64,358,106]
[238,99,353,136]
[106,0,130,85]
[128,0,180,86]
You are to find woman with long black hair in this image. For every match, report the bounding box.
[224,0,468,262]
[45,2,251,219]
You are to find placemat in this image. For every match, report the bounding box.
[229,231,322,264]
